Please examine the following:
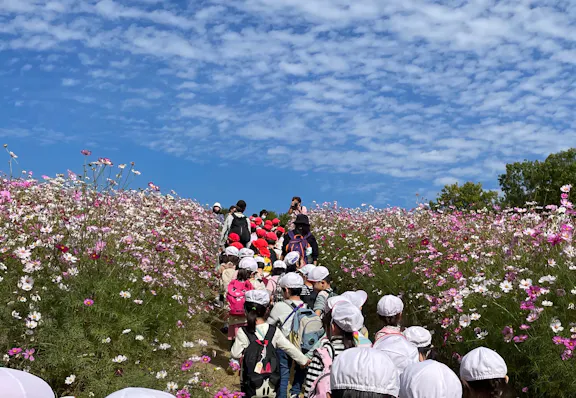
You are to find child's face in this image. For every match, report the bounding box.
[313,280,329,291]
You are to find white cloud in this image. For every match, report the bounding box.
[434,177,459,187]
[62,78,79,86]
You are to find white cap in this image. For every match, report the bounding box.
[213,202,221,208]
[273,260,287,269]
[331,301,364,333]
[404,326,432,348]
[341,290,368,309]
[245,289,270,306]
[279,272,304,289]
[373,334,419,374]
[307,265,330,282]
[284,251,300,266]
[298,264,316,276]
[0,368,55,398]
[325,295,351,312]
[225,246,240,257]
[377,295,404,316]
[460,347,507,381]
[331,347,400,396]
[254,256,265,263]
[400,360,462,398]
[239,257,258,272]
[106,388,175,398]
[239,248,255,258]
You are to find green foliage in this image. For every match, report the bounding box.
[499,148,576,207]
[433,181,499,210]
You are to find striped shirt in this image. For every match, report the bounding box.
[303,337,345,396]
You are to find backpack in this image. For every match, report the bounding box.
[283,303,324,353]
[307,347,332,398]
[227,279,253,316]
[230,214,251,245]
[241,326,280,398]
[286,232,311,264]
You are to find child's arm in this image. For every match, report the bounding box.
[272,328,309,366]
[313,291,328,316]
[230,328,249,360]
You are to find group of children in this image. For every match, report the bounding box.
[220,247,511,398]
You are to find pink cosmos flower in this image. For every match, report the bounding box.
[8,347,22,356]
[181,360,193,371]
[23,348,35,361]
[176,390,191,398]
[98,157,113,165]
[84,298,94,306]
[201,355,211,364]
[81,149,92,156]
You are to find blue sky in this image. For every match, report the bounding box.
[1,0,575,213]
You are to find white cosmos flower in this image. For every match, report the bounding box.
[459,315,471,328]
[156,370,167,379]
[159,343,171,350]
[561,184,572,193]
[519,279,532,290]
[470,313,481,321]
[166,382,178,391]
[26,320,38,329]
[102,337,111,344]
[183,341,195,348]
[499,280,513,293]
[112,355,127,363]
[122,329,131,334]
[550,319,564,333]
[188,376,199,384]
[28,311,41,321]
[64,375,76,385]
[197,339,208,346]
[135,335,144,341]
[133,299,143,304]
[542,300,553,307]
[119,291,131,299]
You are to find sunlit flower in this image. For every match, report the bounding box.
[84,298,94,306]
[112,355,127,363]
[156,370,168,379]
[550,319,564,333]
[499,280,513,293]
[119,291,132,299]
[65,374,76,385]
[166,382,178,391]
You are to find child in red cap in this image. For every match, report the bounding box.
[265,232,279,263]
[256,228,267,239]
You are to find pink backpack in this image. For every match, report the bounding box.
[308,347,332,398]
[227,279,253,316]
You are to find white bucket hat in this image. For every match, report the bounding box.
[239,257,258,272]
[377,295,404,316]
[0,368,55,398]
[225,246,240,257]
[239,248,255,258]
[400,360,462,398]
[279,272,304,289]
[331,301,364,333]
[245,290,271,307]
[331,347,400,396]
[106,388,175,398]
[460,347,507,381]
[341,290,368,308]
[273,260,287,269]
[373,334,419,374]
[325,295,351,312]
[404,326,432,348]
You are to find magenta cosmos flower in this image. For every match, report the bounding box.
[84,298,94,306]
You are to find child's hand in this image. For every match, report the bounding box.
[301,359,311,368]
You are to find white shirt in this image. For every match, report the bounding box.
[267,299,307,337]
[231,323,308,366]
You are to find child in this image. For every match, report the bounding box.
[307,266,334,318]
[247,257,267,291]
[404,326,436,361]
[267,272,308,398]
[231,290,310,398]
[239,248,255,259]
[220,246,240,304]
[298,264,317,308]
[330,347,400,398]
[400,360,462,398]
[227,258,257,342]
[283,251,301,273]
[460,347,508,398]
[375,295,404,342]
[341,290,370,337]
[266,260,287,303]
[265,232,279,264]
[303,300,369,396]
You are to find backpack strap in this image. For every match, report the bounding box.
[243,327,258,345]
[263,325,276,345]
[316,347,333,368]
[288,231,295,240]
[281,302,304,327]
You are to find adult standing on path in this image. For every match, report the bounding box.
[282,214,319,265]
[212,202,225,224]
[220,200,251,248]
[287,196,307,215]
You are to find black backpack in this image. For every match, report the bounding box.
[230,214,251,245]
[241,326,280,397]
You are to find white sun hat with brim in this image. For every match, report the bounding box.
[0,368,55,398]
[377,295,404,316]
[225,246,240,257]
[331,347,400,396]
[284,251,300,266]
[238,248,255,259]
[460,347,507,381]
[106,388,175,398]
[341,290,368,309]
[404,326,432,348]
[213,202,222,209]
[239,257,258,272]
[307,266,330,282]
[245,289,271,307]
[373,334,419,374]
[279,272,304,289]
[400,360,462,398]
[298,264,316,276]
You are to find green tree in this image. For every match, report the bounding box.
[433,181,498,210]
[499,148,576,207]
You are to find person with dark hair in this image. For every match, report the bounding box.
[328,347,400,398]
[230,205,238,214]
[260,209,268,220]
[231,290,310,398]
[282,214,319,265]
[212,202,225,224]
[400,360,462,397]
[460,347,508,398]
[307,266,334,318]
[288,196,307,215]
[220,200,251,248]
[374,295,404,342]
[267,273,308,398]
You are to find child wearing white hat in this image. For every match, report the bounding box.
[404,326,436,362]
[231,290,310,398]
[0,368,55,398]
[329,347,400,398]
[266,272,308,398]
[374,295,405,343]
[399,360,462,398]
[307,266,334,318]
[106,388,175,397]
[297,264,317,308]
[304,301,371,396]
[373,334,419,375]
[265,260,287,303]
[341,290,370,338]
[459,347,508,398]
[226,258,259,342]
